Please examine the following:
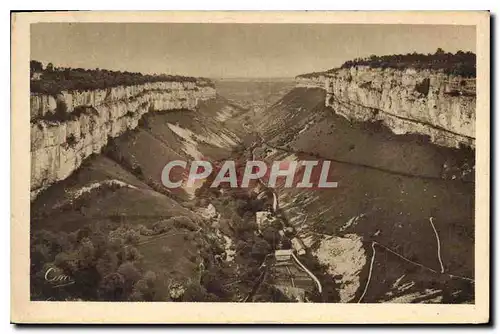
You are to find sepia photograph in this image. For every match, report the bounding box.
[11,11,490,323]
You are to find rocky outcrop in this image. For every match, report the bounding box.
[30,81,216,198]
[297,67,475,149]
[295,76,329,90]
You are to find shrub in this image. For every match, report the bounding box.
[250,238,271,262]
[117,262,142,287]
[132,165,143,178]
[415,78,431,96]
[98,272,126,300]
[170,216,198,231]
[30,225,156,301]
[137,224,155,236]
[144,271,157,286]
[30,60,43,73]
[128,289,145,301]
[123,229,141,245]
[152,220,169,234]
[201,270,229,299]
[122,246,143,262]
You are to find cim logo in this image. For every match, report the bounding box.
[160,159,338,189]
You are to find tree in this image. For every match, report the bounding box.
[46,62,54,72]
[30,60,43,73]
[182,282,208,301]
[117,262,141,286]
[251,238,271,262]
[98,272,126,300]
[435,48,445,55]
[201,269,228,298]
[261,226,280,248]
[31,225,159,301]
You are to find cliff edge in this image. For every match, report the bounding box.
[30,80,216,198]
[296,66,475,149]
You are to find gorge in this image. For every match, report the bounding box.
[30,59,475,304]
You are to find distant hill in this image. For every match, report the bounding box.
[213,79,295,110]
[214,77,295,82]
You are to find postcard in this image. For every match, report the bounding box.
[11,10,490,324]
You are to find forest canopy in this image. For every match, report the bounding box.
[30,60,215,95]
[297,49,476,78]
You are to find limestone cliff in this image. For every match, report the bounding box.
[295,76,329,90]
[297,67,475,149]
[30,81,216,198]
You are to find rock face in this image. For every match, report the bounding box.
[30,81,216,197]
[297,67,475,149]
[295,76,330,90]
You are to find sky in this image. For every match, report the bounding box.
[31,23,476,78]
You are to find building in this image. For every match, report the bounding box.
[274,249,293,263]
[291,237,306,256]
